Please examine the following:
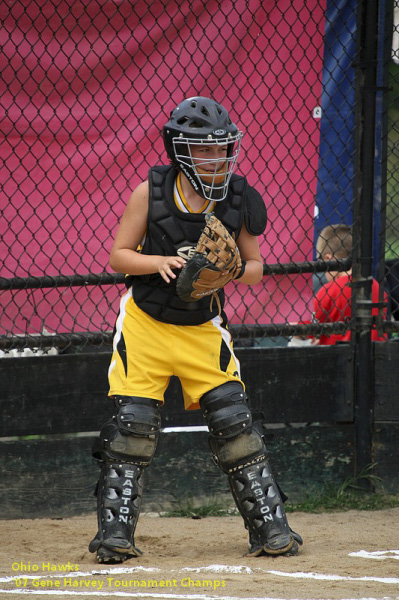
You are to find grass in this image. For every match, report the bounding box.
[286,487,399,513]
[286,465,399,513]
[162,466,399,517]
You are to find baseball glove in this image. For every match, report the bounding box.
[176,213,243,303]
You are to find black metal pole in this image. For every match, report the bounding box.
[352,0,380,486]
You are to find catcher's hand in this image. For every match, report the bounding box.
[176,213,244,303]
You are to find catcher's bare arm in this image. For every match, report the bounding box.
[109,181,186,283]
[235,224,263,285]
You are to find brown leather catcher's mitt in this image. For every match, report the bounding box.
[176,213,243,303]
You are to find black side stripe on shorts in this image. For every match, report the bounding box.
[219,337,231,372]
[219,313,232,372]
[117,331,128,377]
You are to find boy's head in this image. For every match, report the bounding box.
[316,224,352,260]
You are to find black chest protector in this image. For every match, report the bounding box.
[130,165,267,326]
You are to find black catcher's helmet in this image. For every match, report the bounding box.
[163,97,243,201]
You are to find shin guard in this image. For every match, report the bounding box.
[89,462,144,563]
[229,458,297,556]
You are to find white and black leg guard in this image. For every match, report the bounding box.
[89,396,161,563]
[200,382,301,557]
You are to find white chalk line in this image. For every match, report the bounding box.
[2,563,399,585]
[181,566,252,574]
[1,562,398,599]
[5,556,398,582]
[0,567,160,584]
[182,564,399,584]
[349,549,399,560]
[0,591,260,600]
[0,590,396,600]
[267,569,399,585]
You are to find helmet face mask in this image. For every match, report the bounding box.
[172,135,242,201]
[163,97,243,201]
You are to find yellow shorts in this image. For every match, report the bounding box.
[108,288,243,410]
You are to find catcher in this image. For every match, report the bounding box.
[89,96,302,563]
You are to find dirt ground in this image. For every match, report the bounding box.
[0,509,398,600]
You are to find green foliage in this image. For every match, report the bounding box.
[389,60,399,105]
[286,489,399,513]
[162,466,399,517]
[286,465,399,513]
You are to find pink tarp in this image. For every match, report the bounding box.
[0,0,325,335]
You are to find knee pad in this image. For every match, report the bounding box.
[200,382,252,439]
[93,397,161,467]
[200,382,265,473]
[114,396,161,436]
[210,428,266,473]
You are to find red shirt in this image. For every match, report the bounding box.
[314,274,387,345]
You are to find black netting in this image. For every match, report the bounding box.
[0,0,396,352]
[385,2,399,324]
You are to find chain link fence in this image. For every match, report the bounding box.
[1,0,397,352]
[386,1,399,322]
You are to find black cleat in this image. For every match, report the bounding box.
[95,544,142,564]
[248,528,303,557]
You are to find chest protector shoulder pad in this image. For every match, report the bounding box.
[244,185,267,236]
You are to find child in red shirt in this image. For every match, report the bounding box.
[314,224,387,345]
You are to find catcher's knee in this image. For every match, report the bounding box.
[93,396,161,467]
[200,382,265,473]
[200,382,251,438]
